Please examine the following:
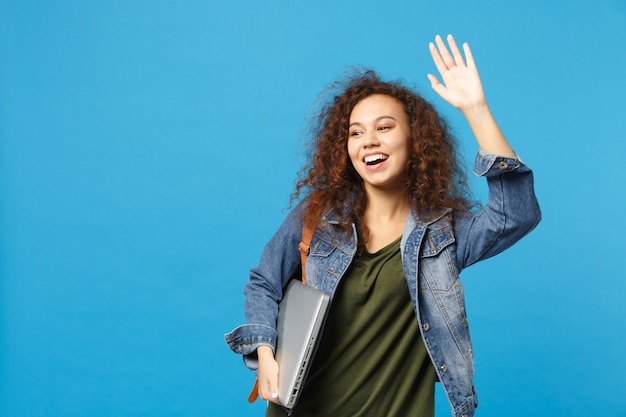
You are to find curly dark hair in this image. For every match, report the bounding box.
[294,69,474,242]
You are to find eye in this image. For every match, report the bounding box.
[378,125,391,131]
[349,130,363,137]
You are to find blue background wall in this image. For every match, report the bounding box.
[1,1,625,416]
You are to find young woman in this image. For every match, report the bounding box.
[225,34,541,417]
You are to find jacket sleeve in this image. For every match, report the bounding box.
[454,150,541,269]
[224,200,305,371]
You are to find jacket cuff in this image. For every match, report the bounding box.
[224,324,277,370]
[473,150,525,177]
[224,323,277,354]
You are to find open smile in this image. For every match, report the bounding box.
[364,153,389,168]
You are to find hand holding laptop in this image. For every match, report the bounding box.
[257,345,280,404]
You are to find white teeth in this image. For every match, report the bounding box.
[364,154,388,164]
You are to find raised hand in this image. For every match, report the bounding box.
[427,34,487,112]
[427,34,515,156]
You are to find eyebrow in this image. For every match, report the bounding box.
[349,116,397,128]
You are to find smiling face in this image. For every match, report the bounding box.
[347,94,412,194]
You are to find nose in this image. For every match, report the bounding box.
[362,130,379,147]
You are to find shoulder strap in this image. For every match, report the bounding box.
[298,217,316,285]
[298,204,323,284]
[247,206,321,403]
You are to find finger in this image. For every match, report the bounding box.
[269,375,279,402]
[427,73,447,98]
[263,391,280,405]
[427,73,440,87]
[257,382,266,400]
[261,382,280,405]
[261,385,279,402]
[435,34,455,69]
[463,42,476,69]
[429,41,449,76]
[258,370,279,402]
[446,34,466,67]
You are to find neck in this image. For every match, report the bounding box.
[361,187,411,253]
[363,186,412,222]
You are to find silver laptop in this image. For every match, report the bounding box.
[275,280,330,408]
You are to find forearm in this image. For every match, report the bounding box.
[462,104,515,157]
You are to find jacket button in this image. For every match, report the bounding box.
[498,161,508,169]
[422,323,429,331]
[440,364,447,372]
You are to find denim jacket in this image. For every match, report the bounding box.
[225,151,541,417]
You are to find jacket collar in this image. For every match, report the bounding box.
[401,207,452,252]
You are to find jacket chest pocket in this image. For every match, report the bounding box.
[418,227,459,291]
[307,235,353,290]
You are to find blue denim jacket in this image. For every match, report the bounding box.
[225,151,541,417]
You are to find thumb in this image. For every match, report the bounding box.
[259,364,280,403]
[427,74,446,96]
[268,372,279,402]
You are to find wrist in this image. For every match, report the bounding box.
[460,102,491,120]
[257,345,274,360]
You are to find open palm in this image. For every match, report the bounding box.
[427,34,487,112]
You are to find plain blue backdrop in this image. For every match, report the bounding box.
[1,1,625,416]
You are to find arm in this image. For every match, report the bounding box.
[454,152,541,269]
[427,34,516,157]
[427,35,540,266]
[224,201,307,403]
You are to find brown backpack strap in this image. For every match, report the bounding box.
[298,219,316,285]
[247,379,260,403]
[298,204,322,285]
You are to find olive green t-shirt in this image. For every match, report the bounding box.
[267,237,437,417]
